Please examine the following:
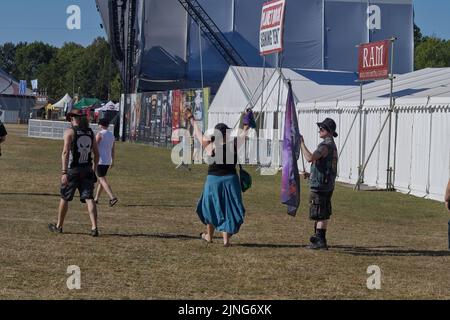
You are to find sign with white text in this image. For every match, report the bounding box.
[259,0,286,55]
[358,40,390,81]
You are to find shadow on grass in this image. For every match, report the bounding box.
[237,243,308,249]
[124,204,194,208]
[0,192,60,197]
[333,245,450,257]
[59,231,450,256]
[65,231,199,241]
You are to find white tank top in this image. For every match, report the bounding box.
[98,129,114,165]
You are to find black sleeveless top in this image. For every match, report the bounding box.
[69,126,94,169]
[207,139,238,176]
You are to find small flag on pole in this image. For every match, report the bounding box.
[31,79,38,91]
[19,80,27,95]
[281,81,301,217]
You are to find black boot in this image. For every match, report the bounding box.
[310,222,319,244]
[309,229,328,250]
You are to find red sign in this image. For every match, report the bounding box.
[259,0,286,55]
[358,40,390,81]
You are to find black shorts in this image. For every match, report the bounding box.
[0,123,7,137]
[309,191,333,221]
[97,165,110,178]
[61,167,96,202]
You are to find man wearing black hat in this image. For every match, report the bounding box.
[300,118,339,250]
[48,109,100,237]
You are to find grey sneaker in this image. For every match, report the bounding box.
[48,223,63,234]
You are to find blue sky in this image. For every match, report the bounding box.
[414,0,450,39]
[0,0,448,47]
[0,0,105,47]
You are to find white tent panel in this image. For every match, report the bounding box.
[428,108,450,201]
[363,110,382,187]
[337,109,360,184]
[209,69,253,114]
[394,109,415,194]
[409,110,431,197]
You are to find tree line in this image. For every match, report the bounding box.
[414,24,450,69]
[0,26,449,102]
[0,37,122,102]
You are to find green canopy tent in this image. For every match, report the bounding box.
[73,98,101,110]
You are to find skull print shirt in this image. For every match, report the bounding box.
[69,126,94,169]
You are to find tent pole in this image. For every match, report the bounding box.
[338,107,359,160]
[358,81,363,190]
[393,107,399,187]
[199,26,204,90]
[354,100,395,190]
[386,37,396,191]
[426,103,434,195]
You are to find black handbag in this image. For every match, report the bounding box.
[239,164,252,193]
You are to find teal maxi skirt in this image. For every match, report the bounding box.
[196,174,246,235]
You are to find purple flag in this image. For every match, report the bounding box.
[281,82,301,217]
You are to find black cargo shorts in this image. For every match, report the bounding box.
[309,191,333,221]
[60,167,97,202]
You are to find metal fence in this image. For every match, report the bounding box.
[28,120,114,140]
[0,110,19,123]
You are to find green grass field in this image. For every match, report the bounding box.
[0,125,449,299]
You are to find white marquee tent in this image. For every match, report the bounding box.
[52,93,72,110]
[209,66,359,165]
[298,67,450,202]
[209,67,450,202]
[97,101,120,112]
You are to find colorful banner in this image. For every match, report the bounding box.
[122,88,210,146]
[358,40,390,81]
[202,87,210,129]
[281,82,301,217]
[171,90,182,144]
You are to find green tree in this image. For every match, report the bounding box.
[0,42,27,77]
[3,38,122,102]
[414,23,423,47]
[53,42,85,98]
[415,37,450,70]
[15,42,57,82]
[75,37,119,101]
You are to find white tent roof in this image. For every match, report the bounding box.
[52,93,72,109]
[300,68,450,109]
[0,67,33,96]
[95,101,119,112]
[209,66,358,113]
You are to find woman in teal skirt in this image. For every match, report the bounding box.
[185,109,251,247]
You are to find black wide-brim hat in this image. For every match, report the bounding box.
[317,118,338,138]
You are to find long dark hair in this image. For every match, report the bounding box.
[78,116,90,131]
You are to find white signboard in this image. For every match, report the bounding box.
[259,0,286,55]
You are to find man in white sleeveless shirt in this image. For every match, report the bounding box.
[94,118,118,207]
